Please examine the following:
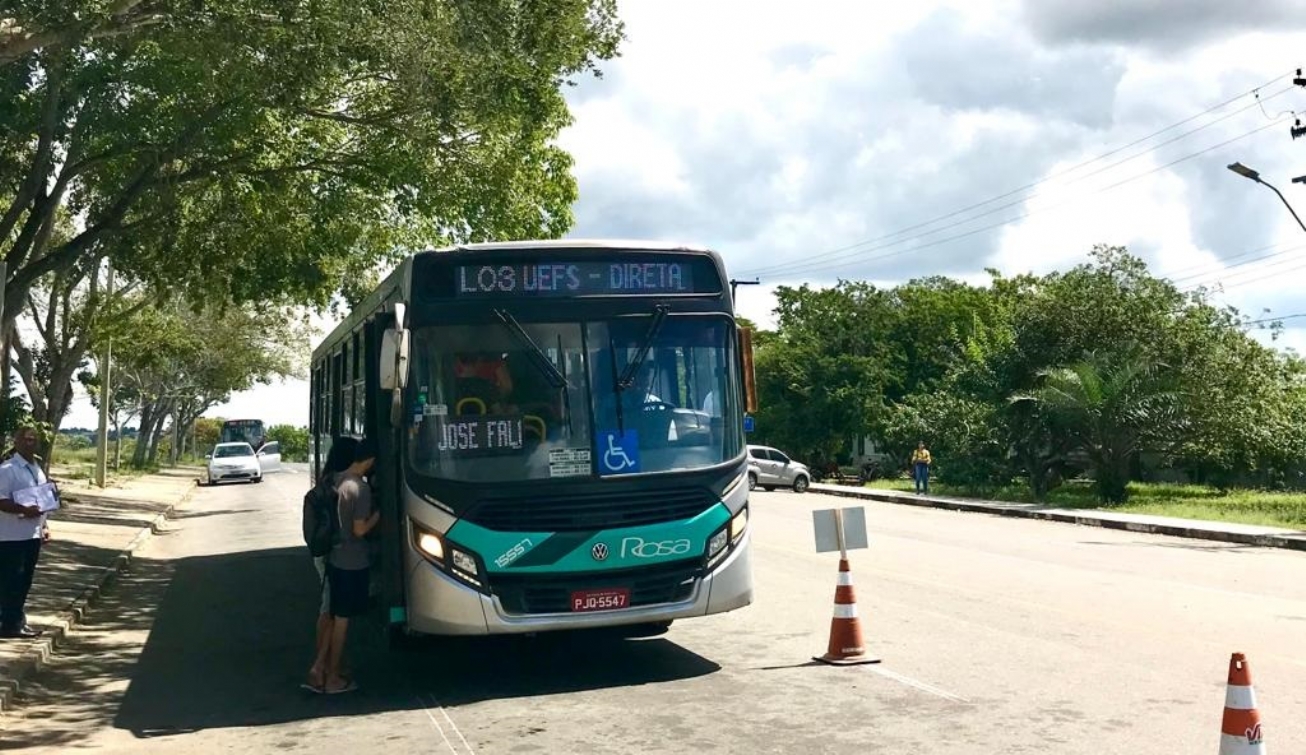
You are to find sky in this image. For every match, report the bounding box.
[57,0,1306,430]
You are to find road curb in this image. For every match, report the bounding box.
[809,485,1306,552]
[0,481,197,713]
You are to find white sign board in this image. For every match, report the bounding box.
[813,507,868,554]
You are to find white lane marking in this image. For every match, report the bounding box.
[419,694,476,754]
[417,695,461,753]
[438,699,476,754]
[870,666,970,704]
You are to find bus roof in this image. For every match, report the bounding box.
[437,239,715,254]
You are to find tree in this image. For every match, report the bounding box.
[10,254,147,463]
[266,425,309,463]
[1012,354,1183,503]
[881,387,1008,488]
[0,378,32,448]
[752,282,895,462]
[193,417,221,452]
[882,276,1000,402]
[1,1,625,333]
[99,296,306,466]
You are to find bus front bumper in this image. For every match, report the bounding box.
[402,530,753,636]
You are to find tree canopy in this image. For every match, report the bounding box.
[1,0,624,328]
[751,246,1306,501]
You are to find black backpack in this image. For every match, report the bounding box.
[302,478,341,557]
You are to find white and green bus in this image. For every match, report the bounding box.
[309,240,756,643]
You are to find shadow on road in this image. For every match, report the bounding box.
[1077,539,1268,553]
[48,491,172,532]
[1,543,720,748]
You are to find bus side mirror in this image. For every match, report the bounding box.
[380,302,410,392]
[380,329,410,391]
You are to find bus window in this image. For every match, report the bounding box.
[587,315,739,475]
[406,323,591,482]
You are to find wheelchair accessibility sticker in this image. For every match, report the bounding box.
[599,430,641,474]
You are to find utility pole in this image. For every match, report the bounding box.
[1292,70,1306,181]
[95,261,114,488]
[0,260,7,453]
[729,277,760,303]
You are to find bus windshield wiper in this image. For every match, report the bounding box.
[493,310,568,389]
[617,304,669,391]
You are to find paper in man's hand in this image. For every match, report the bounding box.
[13,482,59,513]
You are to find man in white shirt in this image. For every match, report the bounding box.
[702,390,720,418]
[0,426,52,639]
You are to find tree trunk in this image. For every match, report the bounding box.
[0,322,11,448]
[146,400,174,465]
[1094,453,1131,505]
[110,410,122,471]
[133,402,158,467]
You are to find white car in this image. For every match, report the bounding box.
[746,444,811,493]
[203,442,263,485]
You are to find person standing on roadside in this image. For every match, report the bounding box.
[0,426,53,638]
[910,440,933,495]
[309,437,379,695]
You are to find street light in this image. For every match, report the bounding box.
[1226,162,1306,233]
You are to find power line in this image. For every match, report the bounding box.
[1157,241,1288,282]
[737,71,1296,279]
[1242,312,1306,326]
[1169,243,1306,286]
[764,119,1286,280]
[1185,254,1306,294]
[741,86,1294,279]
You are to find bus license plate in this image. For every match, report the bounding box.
[571,588,630,612]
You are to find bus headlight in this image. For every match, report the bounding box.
[451,549,478,576]
[707,528,729,558]
[729,506,748,542]
[416,530,445,562]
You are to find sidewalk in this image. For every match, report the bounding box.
[0,467,197,712]
[810,483,1306,552]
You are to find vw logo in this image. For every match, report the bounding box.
[591,543,609,561]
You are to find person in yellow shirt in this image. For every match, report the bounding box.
[910,441,932,494]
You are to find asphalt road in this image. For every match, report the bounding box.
[2,472,1304,753]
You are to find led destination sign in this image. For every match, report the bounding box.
[455,261,710,297]
[432,415,525,456]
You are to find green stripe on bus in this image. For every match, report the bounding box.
[448,504,730,574]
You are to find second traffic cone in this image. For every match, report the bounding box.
[813,558,880,666]
[1219,652,1266,754]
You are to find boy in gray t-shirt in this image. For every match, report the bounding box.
[308,437,379,694]
[330,472,373,571]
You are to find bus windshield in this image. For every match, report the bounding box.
[407,322,593,483]
[588,315,739,476]
[405,315,740,482]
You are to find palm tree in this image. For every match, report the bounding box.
[1010,354,1180,504]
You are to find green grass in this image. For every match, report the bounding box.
[49,442,202,480]
[861,478,1306,530]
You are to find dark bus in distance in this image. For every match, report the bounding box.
[310,240,757,645]
[220,419,266,451]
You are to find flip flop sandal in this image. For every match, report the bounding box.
[300,682,325,694]
[325,680,359,695]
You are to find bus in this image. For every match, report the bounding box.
[220,419,266,450]
[309,240,756,642]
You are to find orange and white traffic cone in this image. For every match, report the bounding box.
[1219,652,1266,754]
[814,558,880,665]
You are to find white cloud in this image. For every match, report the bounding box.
[558,0,1306,348]
[54,1,1306,430]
